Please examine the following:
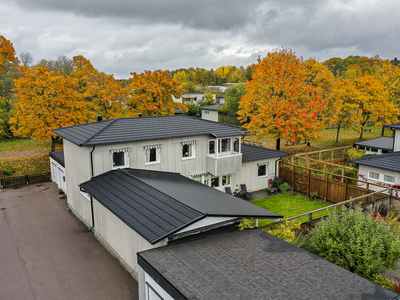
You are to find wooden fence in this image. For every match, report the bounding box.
[260,187,400,230]
[287,146,352,164]
[1,172,51,188]
[279,162,387,203]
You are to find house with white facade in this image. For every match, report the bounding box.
[350,123,400,190]
[51,111,289,277]
[200,104,221,122]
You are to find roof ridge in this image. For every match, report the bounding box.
[82,118,119,146]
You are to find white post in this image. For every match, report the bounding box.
[239,137,241,154]
[216,139,219,158]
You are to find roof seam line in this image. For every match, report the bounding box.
[82,119,118,146]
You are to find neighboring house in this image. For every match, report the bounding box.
[172,93,216,104]
[350,123,400,191]
[137,228,397,300]
[200,104,221,122]
[354,137,393,154]
[78,168,282,278]
[349,152,400,191]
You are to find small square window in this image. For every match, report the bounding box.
[182,143,195,159]
[384,175,395,183]
[369,172,379,180]
[258,165,267,177]
[111,149,130,169]
[146,148,160,164]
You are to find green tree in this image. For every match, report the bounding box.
[224,83,246,115]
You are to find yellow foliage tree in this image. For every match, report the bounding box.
[11,66,94,151]
[72,55,125,119]
[125,70,188,116]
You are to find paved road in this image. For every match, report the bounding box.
[0,182,138,300]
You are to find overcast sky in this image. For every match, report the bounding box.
[2,0,400,78]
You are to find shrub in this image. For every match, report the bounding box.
[265,221,300,243]
[373,275,398,293]
[293,205,400,280]
[237,218,255,230]
[345,147,365,161]
[273,177,285,188]
[327,167,358,185]
[278,182,291,193]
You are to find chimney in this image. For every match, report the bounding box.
[138,113,142,117]
[174,110,183,115]
[97,115,103,122]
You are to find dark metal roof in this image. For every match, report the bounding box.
[80,169,282,245]
[353,137,393,151]
[52,114,245,147]
[138,229,396,300]
[200,104,222,111]
[49,151,65,167]
[349,151,400,172]
[384,123,400,129]
[234,142,291,163]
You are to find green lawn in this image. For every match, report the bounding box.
[0,138,63,154]
[251,192,340,227]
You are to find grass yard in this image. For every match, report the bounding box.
[251,191,340,227]
[0,138,63,154]
[246,125,390,154]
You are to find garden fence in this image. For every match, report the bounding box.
[1,172,51,188]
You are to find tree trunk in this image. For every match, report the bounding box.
[276,138,281,150]
[381,126,385,136]
[336,124,341,143]
[51,136,56,152]
[359,126,364,139]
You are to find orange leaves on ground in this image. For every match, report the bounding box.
[0,154,50,176]
[238,48,326,145]
[11,66,93,141]
[126,70,188,116]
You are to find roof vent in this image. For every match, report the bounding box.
[138,113,142,117]
[97,115,103,122]
[174,110,183,115]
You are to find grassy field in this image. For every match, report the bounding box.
[251,191,340,227]
[245,125,390,154]
[0,138,63,154]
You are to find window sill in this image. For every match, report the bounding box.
[145,161,160,166]
[258,175,267,178]
[112,165,129,170]
[182,156,195,160]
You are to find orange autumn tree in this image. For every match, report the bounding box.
[125,70,187,116]
[11,66,94,151]
[72,55,126,119]
[0,36,20,137]
[238,49,326,150]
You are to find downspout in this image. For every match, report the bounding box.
[391,128,395,152]
[89,146,95,230]
[275,157,282,179]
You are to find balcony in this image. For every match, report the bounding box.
[206,152,242,176]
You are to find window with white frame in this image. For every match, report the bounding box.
[258,162,269,177]
[384,175,395,183]
[146,284,163,300]
[191,173,231,188]
[182,141,197,159]
[145,145,162,164]
[111,148,130,169]
[219,138,231,153]
[208,140,215,154]
[369,171,379,180]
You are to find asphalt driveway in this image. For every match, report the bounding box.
[0,182,138,300]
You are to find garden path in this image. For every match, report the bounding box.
[0,150,48,159]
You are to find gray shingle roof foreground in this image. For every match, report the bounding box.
[353,137,394,151]
[349,152,400,173]
[138,229,397,300]
[235,142,290,162]
[52,114,245,147]
[80,169,282,245]
[384,123,400,130]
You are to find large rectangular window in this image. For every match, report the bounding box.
[222,175,230,186]
[384,175,395,183]
[219,138,230,153]
[182,141,197,159]
[369,172,379,180]
[211,175,219,187]
[258,162,269,177]
[209,140,215,154]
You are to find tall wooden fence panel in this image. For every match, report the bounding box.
[279,163,387,204]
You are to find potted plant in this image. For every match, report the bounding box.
[59,190,65,198]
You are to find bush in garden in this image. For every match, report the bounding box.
[278,182,291,193]
[265,221,300,243]
[293,205,400,280]
[345,147,365,161]
[327,167,358,185]
[373,275,398,293]
[237,218,255,230]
